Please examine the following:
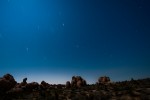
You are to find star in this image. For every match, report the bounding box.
[26,48,29,52]
[62,23,65,27]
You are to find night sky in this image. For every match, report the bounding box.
[0,0,150,84]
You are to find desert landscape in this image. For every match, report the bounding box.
[1,0,150,100]
[0,74,150,100]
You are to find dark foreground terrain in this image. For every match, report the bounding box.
[0,74,150,100]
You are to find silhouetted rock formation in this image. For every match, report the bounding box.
[26,82,39,91]
[40,81,50,89]
[0,74,17,92]
[23,77,27,83]
[15,77,28,88]
[98,76,110,84]
[7,77,28,97]
[70,76,87,88]
[66,81,71,88]
[0,74,150,100]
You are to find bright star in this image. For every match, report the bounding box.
[62,23,65,27]
[26,48,29,52]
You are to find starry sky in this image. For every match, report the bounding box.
[0,0,150,84]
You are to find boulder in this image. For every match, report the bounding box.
[40,81,50,90]
[66,81,71,88]
[14,77,28,88]
[98,76,110,84]
[0,74,17,92]
[70,76,87,88]
[23,77,27,83]
[25,82,39,91]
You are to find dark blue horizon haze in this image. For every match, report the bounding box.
[0,0,150,84]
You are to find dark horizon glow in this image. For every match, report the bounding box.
[0,0,150,84]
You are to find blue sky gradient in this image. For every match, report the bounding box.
[0,0,150,84]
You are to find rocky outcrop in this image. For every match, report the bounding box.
[15,77,28,88]
[25,82,39,91]
[98,76,110,84]
[70,76,87,88]
[0,74,150,100]
[7,79,39,98]
[23,77,27,83]
[0,74,17,92]
[66,81,71,88]
[40,81,50,90]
